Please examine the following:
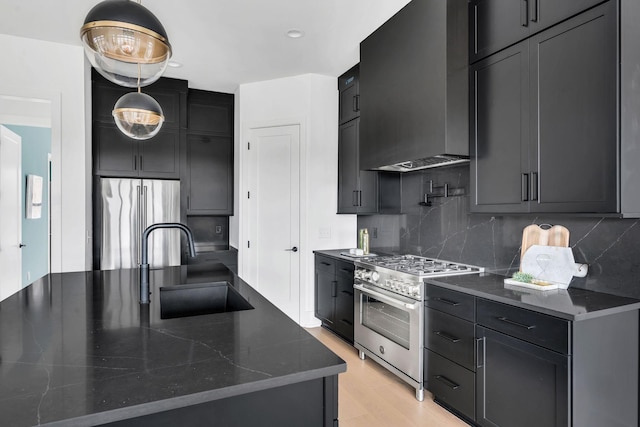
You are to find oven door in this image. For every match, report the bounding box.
[354,282,423,382]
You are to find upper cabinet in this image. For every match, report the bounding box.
[469,0,606,63]
[338,64,360,125]
[470,1,617,214]
[92,70,187,179]
[359,0,469,172]
[184,90,234,216]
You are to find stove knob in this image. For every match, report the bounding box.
[362,270,372,281]
[371,271,380,282]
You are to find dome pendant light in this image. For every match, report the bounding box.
[112,89,164,140]
[80,0,171,87]
[112,61,164,140]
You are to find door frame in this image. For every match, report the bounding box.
[239,118,307,320]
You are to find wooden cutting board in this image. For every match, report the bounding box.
[520,224,570,268]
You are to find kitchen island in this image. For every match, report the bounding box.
[0,263,345,426]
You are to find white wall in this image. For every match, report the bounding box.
[0,34,90,273]
[237,74,357,327]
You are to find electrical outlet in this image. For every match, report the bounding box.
[215,226,222,234]
[373,228,378,238]
[319,227,332,239]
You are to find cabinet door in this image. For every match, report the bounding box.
[530,0,605,35]
[337,120,360,214]
[470,41,530,213]
[138,128,180,179]
[93,124,138,177]
[315,274,335,326]
[338,65,360,125]
[469,0,530,62]
[530,1,617,213]
[186,134,233,215]
[476,326,569,427]
[333,263,355,342]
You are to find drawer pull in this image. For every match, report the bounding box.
[476,338,485,368]
[340,318,353,326]
[339,268,352,274]
[498,316,536,330]
[435,375,460,390]
[433,297,460,306]
[434,331,461,343]
[340,290,354,296]
[320,262,331,266]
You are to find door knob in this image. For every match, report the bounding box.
[285,246,298,252]
[19,243,26,248]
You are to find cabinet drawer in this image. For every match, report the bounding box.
[477,299,570,354]
[335,260,354,279]
[425,286,475,322]
[425,349,475,422]
[426,309,475,371]
[315,256,335,275]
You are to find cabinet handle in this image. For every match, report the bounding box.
[530,0,538,22]
[187,196,191,209]
[530,172,538,201]
[340,318,353,326]
[432,297,460,307]
[520,0,529,26]
[521,173,529,201]
[134,155,137,170]
[435,375,460,390]
[140,155,143,170]
[498,316,536,330]
[476,338,485,368]
[355,95,360,112]
[357,191,362,207]
[339,268,352,274]
[321,262,331,266]
[341,290,354,296]
[434,331,461,343]
[332,281,338,297]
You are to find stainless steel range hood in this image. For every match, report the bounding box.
[359,0,469,172]
[375,155,470,173]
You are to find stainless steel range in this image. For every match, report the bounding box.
[353,255,484,401]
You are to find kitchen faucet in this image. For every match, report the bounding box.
[139,223,197,304]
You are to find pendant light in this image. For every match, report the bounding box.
[112,90,164,140]
[80,0,171,87]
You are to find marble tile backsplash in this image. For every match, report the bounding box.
[358,165,640,299]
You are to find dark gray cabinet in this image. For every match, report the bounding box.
[184,90,234,216]
[425,285,639,427]
[185,133,233,215]
[338,118,378,214]
[314,254,354,343]
[93,123,180,179]
[338,64,360,125]
[471,1,617,214]
[470,0,605,63]
[425,287,476,423]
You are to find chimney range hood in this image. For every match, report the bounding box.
[359,0,468,172]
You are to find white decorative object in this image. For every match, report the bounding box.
[519,245,588,289]
[26,174,43,219]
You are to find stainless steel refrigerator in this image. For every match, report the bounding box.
[99,178,180,270]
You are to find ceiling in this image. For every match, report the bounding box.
[0,0,411,93]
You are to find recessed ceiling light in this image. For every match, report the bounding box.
[286,29,305,39]
[167,61,183,68]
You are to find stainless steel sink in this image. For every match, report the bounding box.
[159,281,254,319]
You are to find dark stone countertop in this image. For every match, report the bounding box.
[426,273,640,321]
[0,263,346,427]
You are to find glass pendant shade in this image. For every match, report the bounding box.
[81,0,171,87]
[113,92,164,140]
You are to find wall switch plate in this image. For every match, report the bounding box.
[373,228,378,238]
[319,227,331,239]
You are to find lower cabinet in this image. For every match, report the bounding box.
[314,254,354,343]
[425,286,639,427]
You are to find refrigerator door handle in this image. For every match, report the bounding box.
[143,185,148,231]
[136,184,142,265]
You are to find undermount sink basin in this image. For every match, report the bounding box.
[159,281,254,319]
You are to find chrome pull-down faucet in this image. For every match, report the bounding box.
[139,223,197,304]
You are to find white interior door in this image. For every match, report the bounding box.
[0,125,22,301]
[247,125,300,322]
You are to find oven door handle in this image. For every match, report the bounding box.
[353,284,420,310]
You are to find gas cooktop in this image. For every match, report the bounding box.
[355,254,484,278]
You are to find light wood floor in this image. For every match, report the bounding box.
[306,327,469,427]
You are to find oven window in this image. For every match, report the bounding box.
[362,295,411,349]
